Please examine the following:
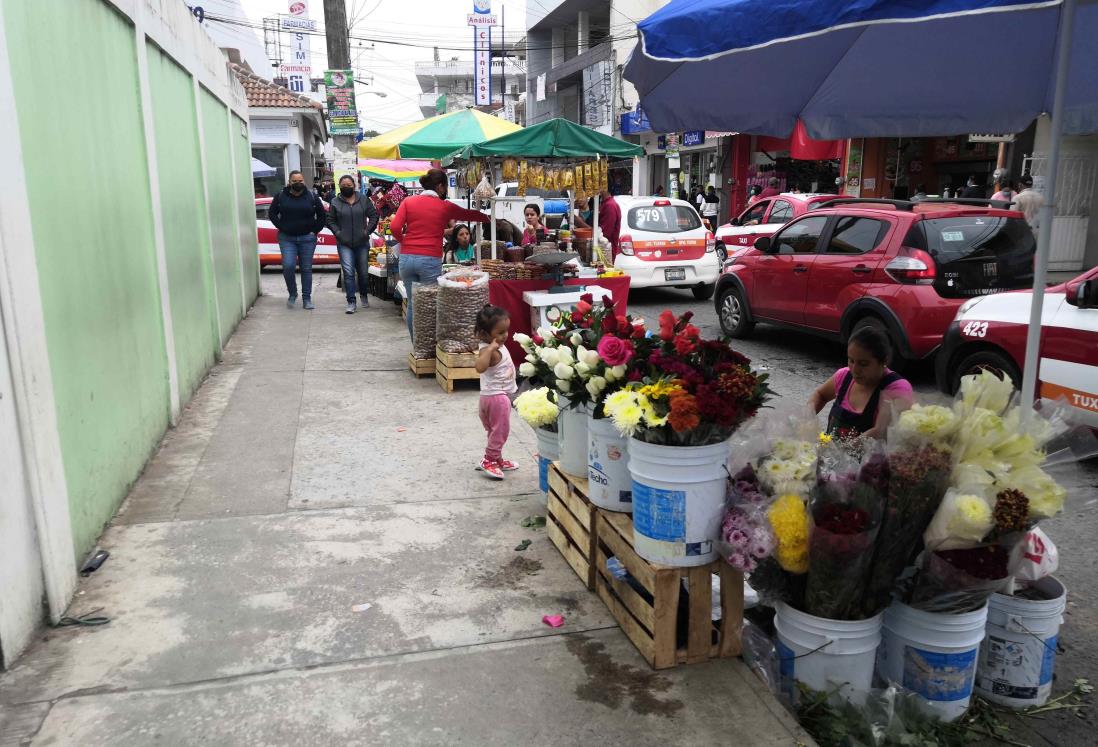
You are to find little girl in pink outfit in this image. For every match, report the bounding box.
[474,305,518,480]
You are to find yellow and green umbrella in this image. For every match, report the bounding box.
[358,108,522,161]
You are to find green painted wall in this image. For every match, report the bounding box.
[201,88,244,344]
[232,114,261,303]
[4,0,170,555]
[147,43,220,404]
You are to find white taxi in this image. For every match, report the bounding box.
[613,196,721,300]
[936,266,1098,427]
[255,197,339,267]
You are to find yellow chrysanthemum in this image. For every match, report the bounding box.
[818,432,833,445]
[767,494,810,574]
[513,387,559,428]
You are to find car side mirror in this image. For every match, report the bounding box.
[754,235,772,253]
[1067,279,1098,308]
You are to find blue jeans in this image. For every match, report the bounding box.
[338,244,370,302]
[278,232,317,300]
[399,254,443,339]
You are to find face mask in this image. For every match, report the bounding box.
[340,187,354,197]
[290,183,304,193]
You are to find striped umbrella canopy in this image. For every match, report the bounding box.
[357,158,431,184]
[358,108,522,160]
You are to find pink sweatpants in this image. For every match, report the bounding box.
[479,393,511,461]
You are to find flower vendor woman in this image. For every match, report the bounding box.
[809,326,914,439]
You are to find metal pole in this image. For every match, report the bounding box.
[1020,0,1076,413]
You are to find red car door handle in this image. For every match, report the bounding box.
[793,265,809,274]
[852,265,871,274]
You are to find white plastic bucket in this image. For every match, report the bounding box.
[775,602,883,703]
[877,602,988,722]
[628,438,731,566]
[976,576,1066,709]
[556,399,589,480]
[587,415,632,512]
[535,426,559,507]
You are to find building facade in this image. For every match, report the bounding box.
[232,64,328,194]
[415,56,526,121]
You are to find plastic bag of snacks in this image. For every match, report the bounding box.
[544,168,558,192]
[600,158,609,191]
[518,160,528,196]
[530,164,545,190]
[436,269,490,353]
[573,165,584,193]
[583,162,594,193]
[502,157,518,181]
[560,167,574,189]
[473,174,494,201]
[412,285,439,359]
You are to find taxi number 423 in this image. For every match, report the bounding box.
[961,320,989,338]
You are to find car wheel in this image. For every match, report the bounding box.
[692,283,715,301]
[715,242,727,264]
[850,316,910,372]
[717,286,754,337]
[951,349,1020,394]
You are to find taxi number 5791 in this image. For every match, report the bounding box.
[961,320,989,338]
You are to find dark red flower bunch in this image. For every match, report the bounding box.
[816,504,871,535]
[935,545,1010,581]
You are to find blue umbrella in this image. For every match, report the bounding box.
[625,0,1097,409]
[251,157,277,178]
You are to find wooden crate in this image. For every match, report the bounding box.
[594,509,743,669]
[407,353,435,377]
[546,462,597,590]
[435,346,479,393]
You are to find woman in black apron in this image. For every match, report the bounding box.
[809,326,914,439]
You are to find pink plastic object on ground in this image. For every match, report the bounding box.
[542,614,564,628]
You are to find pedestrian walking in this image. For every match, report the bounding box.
[596,188,622,258]
[269,170,326,309]
[910,184,928,202]
[700,185,720,231]
[961,174,986,199]
[328,174,379,314]
[390,168,490,339]
[758,176,781,199]
[1013,175,1045,232]
[473,304,518,480]
[990,181,1016,205]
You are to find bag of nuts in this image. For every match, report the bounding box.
[436,269,490,353]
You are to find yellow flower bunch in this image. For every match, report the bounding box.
[604,386,667,437]
[767,494,810,574]
[894,404,960,445]
[956,368,1015,417]
[924,489,993,550]
[513,387,559,428]
[639,380,683,400]
[818,432,833,445]
[1001,465,1067,520]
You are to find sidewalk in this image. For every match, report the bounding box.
[0,272,812,746]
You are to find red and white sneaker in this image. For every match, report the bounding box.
[478,458,504,479]
[496,459,519,471]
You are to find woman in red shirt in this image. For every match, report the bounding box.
[390,169,490,339]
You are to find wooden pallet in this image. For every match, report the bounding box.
[595,509,743,669]
[407,353,435,377]
[546,462,597,590]
[435,346,479,393]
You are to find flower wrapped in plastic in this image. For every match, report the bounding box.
[756,438,817,497]
[954,368,1015,418]
[768,494,811,575]
[803,451,886,620]
[922,488,994,551]
[890,404,960,448]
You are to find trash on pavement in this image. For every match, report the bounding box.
[520,515,546,528]
[542,614,564,628]
[351,603,372,613]
[514,539,532,551]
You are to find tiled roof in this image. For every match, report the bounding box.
[230,63,322,110]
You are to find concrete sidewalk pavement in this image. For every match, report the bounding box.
[0,272,812,746]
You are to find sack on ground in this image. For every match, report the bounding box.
[436,269,489,353]
[412,285,439,359]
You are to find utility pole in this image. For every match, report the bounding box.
[322,0,356,180]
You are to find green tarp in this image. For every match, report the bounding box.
[443,118,644,163]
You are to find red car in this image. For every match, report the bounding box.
[936,266,1098,427]
[714,192,838,263]
[714,198,1037,367]
[255,197,339,267]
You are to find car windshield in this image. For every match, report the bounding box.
[627,205,701,233]
[911,216,1036,298]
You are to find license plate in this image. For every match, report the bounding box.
[664,268,686,281]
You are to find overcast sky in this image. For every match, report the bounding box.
[233,0,528,132]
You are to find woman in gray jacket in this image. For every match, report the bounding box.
[327,175,380,314]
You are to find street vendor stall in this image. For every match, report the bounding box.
[438,120,644,366]
[443,118,645,257]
